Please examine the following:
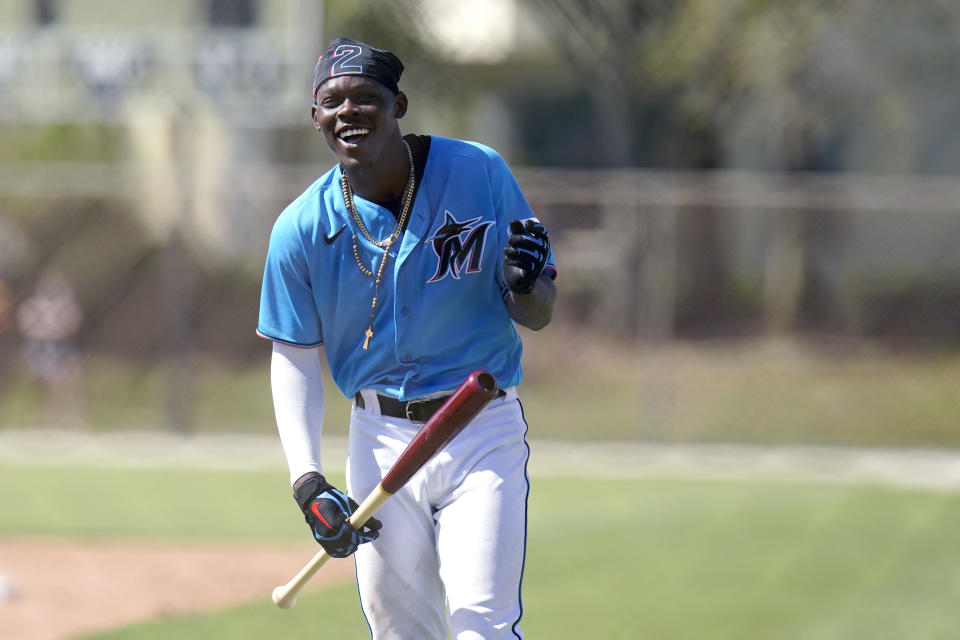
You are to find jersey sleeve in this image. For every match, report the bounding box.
[257,212,324,348]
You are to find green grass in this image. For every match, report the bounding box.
[5,333,960,449]
[0,355,350,434]
[3,465,960,639]
[0,465,304,541]
[517,331,960,447]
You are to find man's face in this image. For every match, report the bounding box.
[312,76,406,170]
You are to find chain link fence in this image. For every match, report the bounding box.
[1,0,958,438]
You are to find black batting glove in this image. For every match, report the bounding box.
[503,218,551,295]
[293,473,382,558]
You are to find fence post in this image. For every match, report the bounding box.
[636,203,677,342]
[762,209,804,335]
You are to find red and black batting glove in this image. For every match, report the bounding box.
[503,218,550,295]
[293,473,382,558]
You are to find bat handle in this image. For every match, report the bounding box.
[272,548,330,609]
[272,485,394,609]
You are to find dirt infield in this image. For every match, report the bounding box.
[0,538,354,640]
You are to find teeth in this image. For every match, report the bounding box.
[339,128,370,140]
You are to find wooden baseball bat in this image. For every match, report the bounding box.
[272,370,500,609]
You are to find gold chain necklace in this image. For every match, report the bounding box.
[340,140,415,350]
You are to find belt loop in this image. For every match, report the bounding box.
[357,389,381,416]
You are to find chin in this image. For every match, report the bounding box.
[338,147,382,173]
[336,152,365,171]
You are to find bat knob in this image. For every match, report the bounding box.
[272,585,296,609]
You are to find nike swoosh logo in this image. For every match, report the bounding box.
[324,225,347,245]
[311,502,335,530]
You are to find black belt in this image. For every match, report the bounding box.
[355,389,506,423]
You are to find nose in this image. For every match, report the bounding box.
[337,98,361,118]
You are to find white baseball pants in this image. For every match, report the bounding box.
[347,388,529,640]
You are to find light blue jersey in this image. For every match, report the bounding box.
[257,136,557,400]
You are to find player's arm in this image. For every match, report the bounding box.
[271,341,381,556]
[503,218,557,330]
[270,341,326,484]
[506,272,556,330]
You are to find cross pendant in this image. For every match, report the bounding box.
[363,326,374,350]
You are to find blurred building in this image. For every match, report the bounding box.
[1,0,322,259]
[0,0,543,258]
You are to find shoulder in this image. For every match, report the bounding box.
[429,136,507,166]
[270,167,340,247]
[427,137,514,188]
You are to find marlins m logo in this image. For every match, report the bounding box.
[426,211,494,283]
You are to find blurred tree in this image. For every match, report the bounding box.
[320,0,491,138]
[206,0,257,27]
[33,0,58,27]
[527,1,686,339]
[648,1,827,335]
[528,0,667,167]
[521,1,960,337]
[640,1,952,334]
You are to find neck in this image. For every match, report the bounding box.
[342,136,409,204]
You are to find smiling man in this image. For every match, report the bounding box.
[257,37,557,639]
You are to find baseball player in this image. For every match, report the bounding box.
[257,37,557,639]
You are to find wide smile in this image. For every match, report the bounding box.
[337,127,371,147]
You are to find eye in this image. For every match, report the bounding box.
[320,97,342,109]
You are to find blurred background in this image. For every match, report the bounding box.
[1,0,959,445]
[3,2,960,639]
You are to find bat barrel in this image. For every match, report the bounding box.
[473,371,498,394]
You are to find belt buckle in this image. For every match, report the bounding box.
[404,399,429,424]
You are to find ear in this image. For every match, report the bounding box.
[394,92,408,119]
[311,104,321,131]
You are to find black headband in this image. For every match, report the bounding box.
[313,37,404,101]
